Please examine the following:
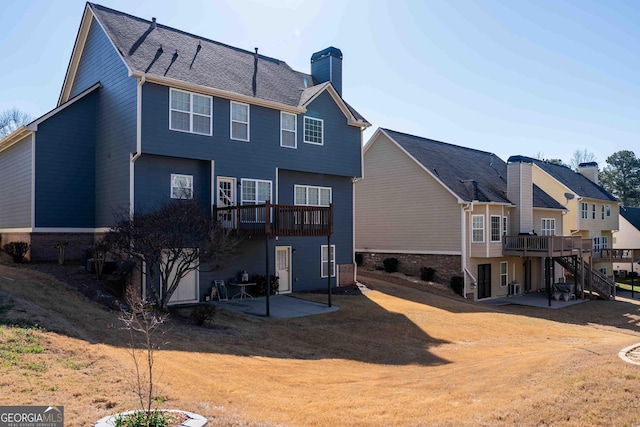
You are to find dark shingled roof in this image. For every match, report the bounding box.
[88,3,368,123]
[620,206,640,232]
[507,155,618,202]
[382,129,564,209]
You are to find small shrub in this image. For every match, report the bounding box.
[355,253,363,266]
[114,409,176,427]
[420,267,436,282]
[190,305,217,326]
[450,276,464,296]
[382,257,399,273]
[2,242,30,263]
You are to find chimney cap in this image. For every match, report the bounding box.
[507,155,534,164]
[578,162,598,168]
[311,46,343,63]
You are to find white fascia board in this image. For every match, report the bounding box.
[59,5,132,105]
[380,129,465,204]
[355,248,462,256]
[29,83,101,132]
[299,82,369,129]
[0,227,111,233]
[133,73,305,115]
[0,127,32,154]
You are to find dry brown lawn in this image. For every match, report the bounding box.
[1,265,640,426]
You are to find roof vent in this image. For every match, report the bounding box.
[152,17,157,29]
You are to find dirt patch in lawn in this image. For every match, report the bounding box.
[1,264,640,426]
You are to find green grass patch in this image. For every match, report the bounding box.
[0,325,45,369]
[616,282,640,292]
[59,357,85,370]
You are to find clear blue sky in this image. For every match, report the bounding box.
[2,0,638,165]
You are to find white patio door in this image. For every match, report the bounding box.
[276,246,292,293]
[217,177,236,227]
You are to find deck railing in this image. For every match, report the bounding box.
[503,235,590,257]
[592,248,640,262]
[213,202,333,237]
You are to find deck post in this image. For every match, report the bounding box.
[327,233,332,307]
[265,233,270,317]
[546,257,551,307]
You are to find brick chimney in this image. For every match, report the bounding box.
[311,47,343,96]
[578,162,599,185]
[507,156,534,234]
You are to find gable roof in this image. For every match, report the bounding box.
[508,155,617,202]
[59,3,369,127]
[620,206,640,232]
[377,128,564,210]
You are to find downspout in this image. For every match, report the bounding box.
[130,76,145,218]
[462,202,474,298]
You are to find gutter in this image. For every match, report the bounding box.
[130,76,145,218]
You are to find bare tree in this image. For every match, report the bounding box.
[570,149,597,171]
[105,199,242,308]
[0,108,32,139]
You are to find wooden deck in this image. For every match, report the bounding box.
[592,248,640,263]
[502,235,591,258]
[213,202,333,237]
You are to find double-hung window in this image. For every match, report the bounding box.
[170,89,212,135]
[471,215,484,243]
[321,245,335,278]
[606,205,611,217]
[581,202,588,219]
[490,216,501,242]
[281,112,297,148]
[171,174,193,199]
[601,204,605,220]
[592,203,596,219]
[304,116,323,145]
[231,101,250,141]
[502,216,508,236]
[541,218,555,236]
[240,178,271,223]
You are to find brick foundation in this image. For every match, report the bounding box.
[1,232,105,263]
[357,252,462,283]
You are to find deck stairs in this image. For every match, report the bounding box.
[555,256,615,300]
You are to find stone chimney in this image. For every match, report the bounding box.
[507,156,534,234]
[578,162,599,185]
[311,47,343,96]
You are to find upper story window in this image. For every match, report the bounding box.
[541,218,555,236]
[281,112,297,148]
[581,202,588,219]
[471,215,484,243]
[606,205,611,217]
[231,102,250,141]
[171,174,193,199]
[241,178,271,205]
[295,185,332,206]
[304,116,323,145]
[490,216,501,242]
[170,89,212,135]
[601,204,605,220]
[592,203,596,219]
[502,216,508,236]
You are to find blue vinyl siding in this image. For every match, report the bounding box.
[34,91,98,228]
[141,84,361,178]
[134,154,210,213]
[0,135,32,229]
[71,18,137,226]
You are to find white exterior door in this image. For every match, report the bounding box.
[166,251,199,305]
[276,246,292,293]
[217,177,236,227]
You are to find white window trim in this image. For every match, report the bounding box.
[280,112,297,149]
[500,261,508,287]
[581,202,588,219]
[471,215,484,243]
[230,101,250,142]
[601,204,605,220]
[502,216,508,236]
[303,116,324,145]
[321,244,336,278]
[592,203,596,220]
[294,185,332,206]
[240,178,272,205]
[171,174,193,199]
[490,215,501,242]
[606,204,611,217]
[169,88,212,136]
[541,218,555,236]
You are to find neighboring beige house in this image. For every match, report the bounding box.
[355,128,618,301]
[613,206,640,276]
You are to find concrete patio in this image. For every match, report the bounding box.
[480,291,588,309]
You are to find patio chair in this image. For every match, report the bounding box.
[213,280,228,301]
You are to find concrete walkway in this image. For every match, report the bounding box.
[213,294,339,318]
[480,292,587,309]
